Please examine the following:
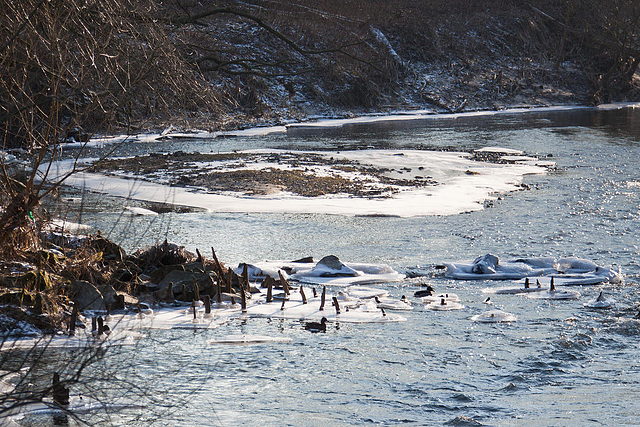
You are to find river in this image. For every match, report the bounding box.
[27,106,640,425]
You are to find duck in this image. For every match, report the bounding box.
[583,290,615,309]
[304,317,328,332]
[414,285,435,298]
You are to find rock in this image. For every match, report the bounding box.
[234,263,263,279]
[310,255,359,277]
[96,284,117,308]
[157,270,214,301]
[71,280,106,311]
[471,253,500,274]
[149,264,185,284]
[218,292,241,303]
[445,415,483,426]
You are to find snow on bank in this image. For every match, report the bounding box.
[285,103,640,130]
[51,147,551,217]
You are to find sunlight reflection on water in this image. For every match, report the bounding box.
[37,107,640,426]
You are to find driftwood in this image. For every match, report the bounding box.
[225,270,232,294]
[52,372,69,405]
[97,317,105,336]
[278,270,290,296]
[192,277,200,301]
[266,276,273,303]
[213,274,222,303]
[68,302,78,336]
[241,264,249,293]
[240,283,247,312]
[211,247,225,280]
[204,295,211,314]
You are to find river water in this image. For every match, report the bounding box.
[35,107,640,425]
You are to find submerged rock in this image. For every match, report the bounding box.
[445,415,483,426]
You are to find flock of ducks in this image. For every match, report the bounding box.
[300,274,623,330]
[409,276,622,324]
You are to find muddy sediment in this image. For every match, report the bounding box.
[90,151,437,198]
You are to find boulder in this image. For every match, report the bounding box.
[310,255,359,277]
[149,264,185,284]
[71,280,106,311]
[96,284,118,308]
[157,270,214,301]
[471,254,500,274]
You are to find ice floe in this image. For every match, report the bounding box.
[526,280,581,300]
[76,103,640,150]
[236,255,404,287]
[443,253,622,284]
[3,395,144,425]
[374,296,413,311]
[583,291,615,309]
[346,285,389,299]
[482,278,548,294]
[244,296,405,323]
[123,206,159,216]
[421,293,460,303]
[425,298,465,311]
[48,219,92,234]
[1,328,145,350]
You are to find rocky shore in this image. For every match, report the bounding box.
[0,234,259,337]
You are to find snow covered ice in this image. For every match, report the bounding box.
[443,253,622,284]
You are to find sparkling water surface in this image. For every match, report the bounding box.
[42,108,640,425]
